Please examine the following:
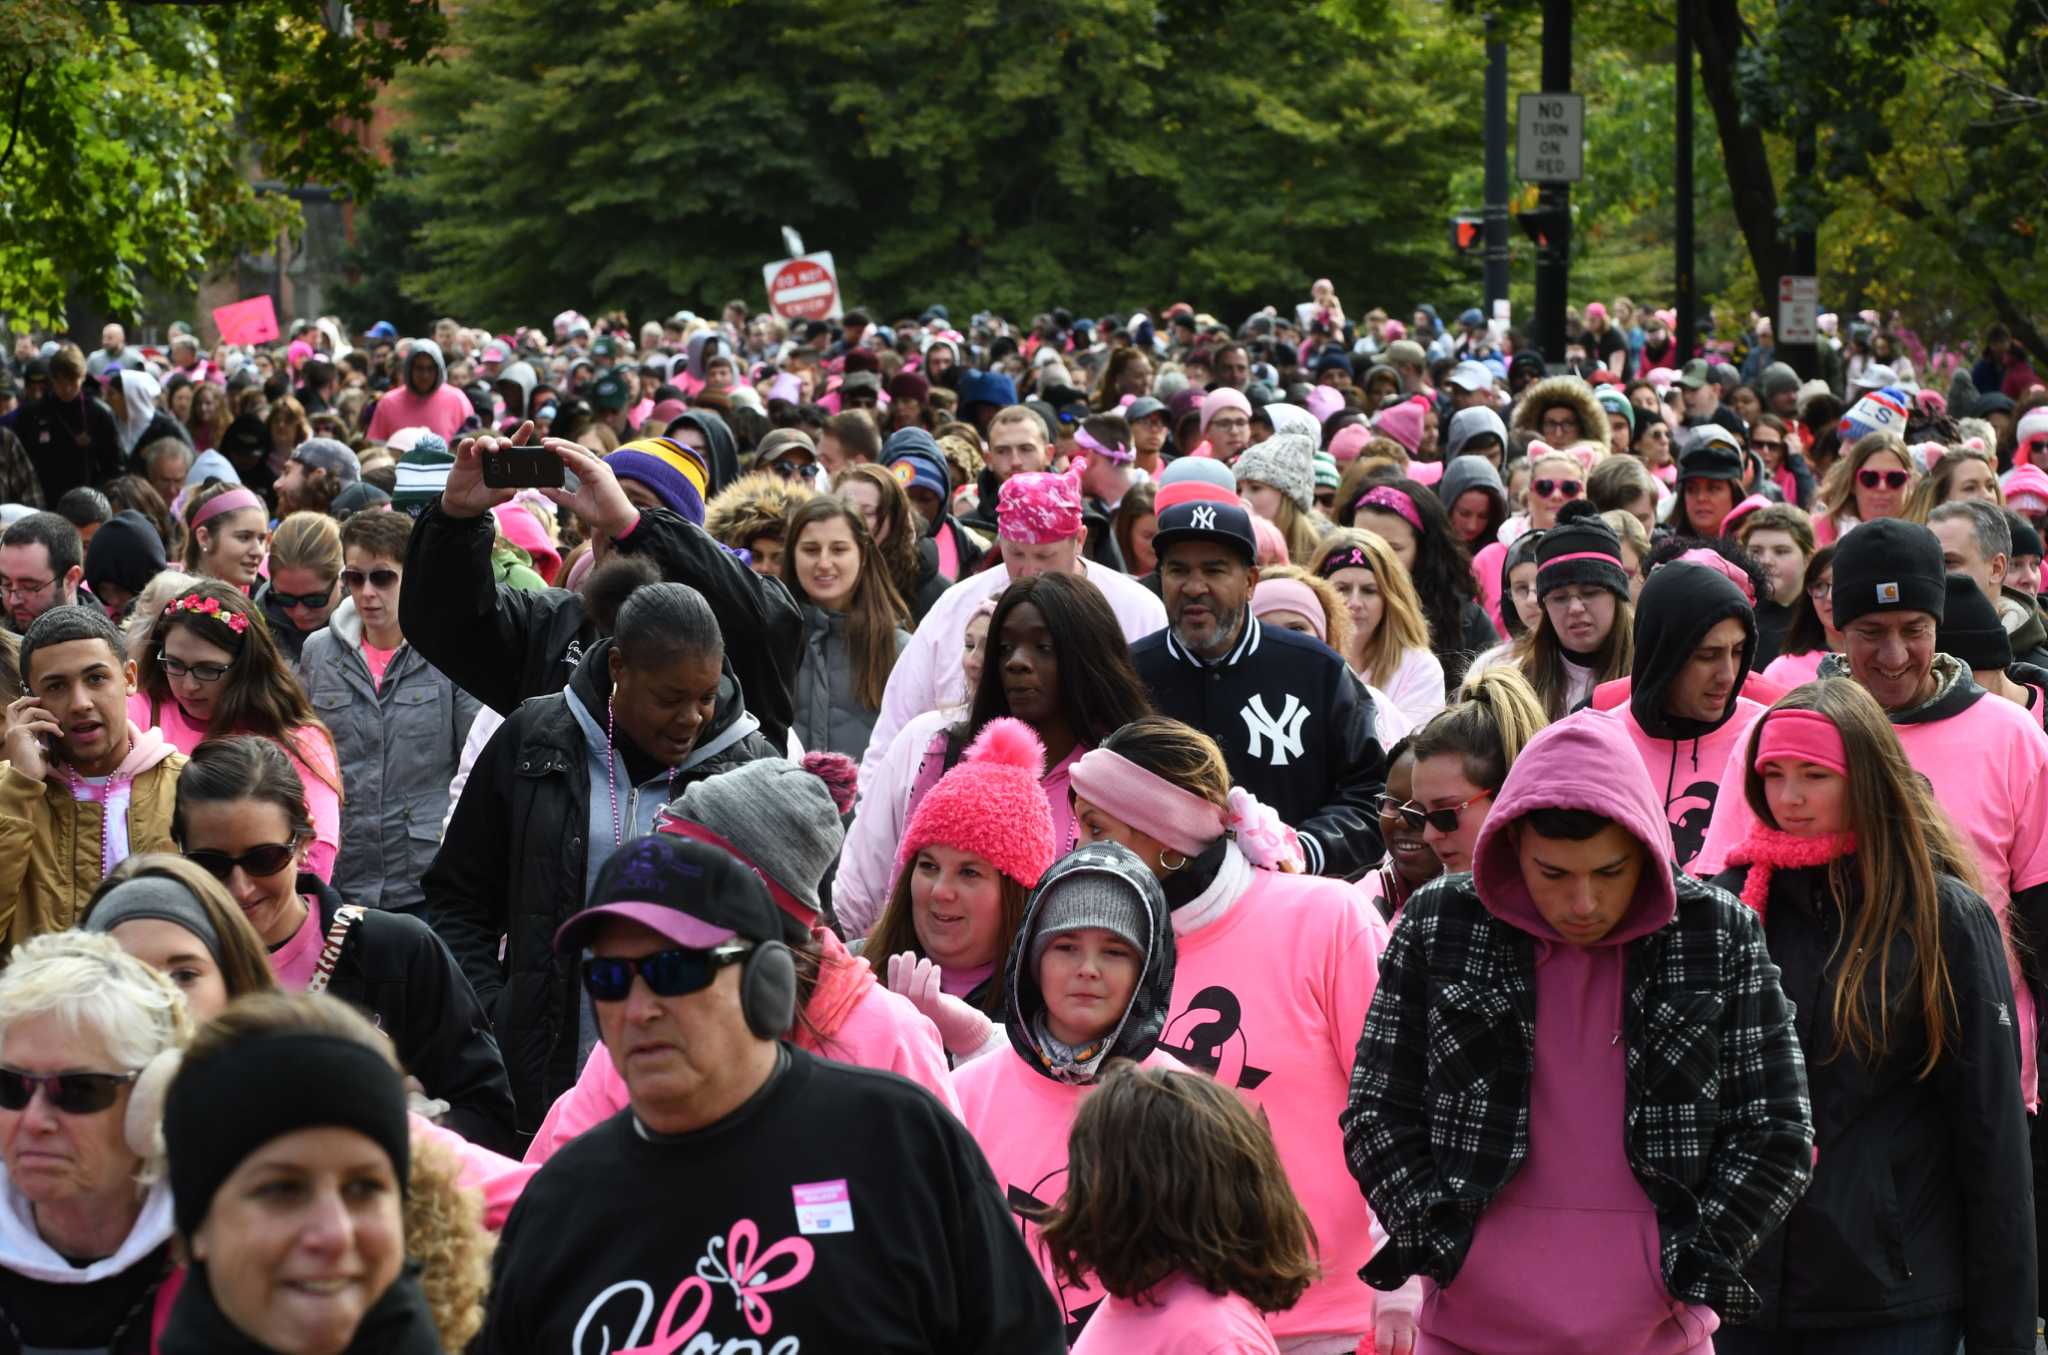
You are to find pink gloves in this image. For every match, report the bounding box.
[886,952,997,1060]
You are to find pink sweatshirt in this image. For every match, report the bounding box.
[1693,681,2048,1106]
[365,381,475,442]
[1071,1273,1281,1355]
[1421,711,1715,1353]
[1166,845,1389,1342]
[837,715,1082,937]
[1608,696,1765,874]
[129,692,340,882]
[1471,540,1508,636]
[523,929,958,1164]
[859,558,1166,790]
[1758,649,1825,688]
[953,1047,1183,1334]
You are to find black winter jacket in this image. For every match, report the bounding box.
[421,640,776,1134]
[303,874,519,1154]
[400,500,801,751]
[1709,862,2035,1348]
[1132,616,1385,878]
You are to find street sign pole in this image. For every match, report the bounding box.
[1676,0,1695,365]
[1521,0,1577,365]
[1482,14,1510,315]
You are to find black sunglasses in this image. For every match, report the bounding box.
[186,840,299,882]
[0,1067,139,1114]
[268,584,335,610]
[1377,795,1426,830]
[582,943,751,1002]
[1413,790,1493,833]
[340,567,399,590]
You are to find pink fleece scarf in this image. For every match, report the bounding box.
[1723,826,1857,918]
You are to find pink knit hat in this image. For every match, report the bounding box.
[1303,385,1345,424]
[895,719,1056,888]
[1329,423,1376,465]
[2002,464,2048,515]
[1198,388,1253,435]
[997,461,1085,544]
[1372,395,1430,455]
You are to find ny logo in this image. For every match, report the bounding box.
[1190,505,1217,531]
[1240,693,1309,766]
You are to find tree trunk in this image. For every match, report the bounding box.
[1687,0,1787,316]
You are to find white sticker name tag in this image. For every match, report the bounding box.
[793,1179,854,1235]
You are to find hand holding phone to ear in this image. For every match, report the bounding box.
[2,695,61,783]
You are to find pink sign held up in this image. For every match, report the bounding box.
[211,295,280,345]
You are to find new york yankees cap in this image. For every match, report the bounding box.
[1152,498,1257,566]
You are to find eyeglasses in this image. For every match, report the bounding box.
[582,943,752,1002]
[0,1067,140,1115]
[157,652,232,683]
[0,576,54,601]
[1377,795,1426,830]
[1857,468,1910,491]
[268,583,335,610]
[186,840,299,881]
[1544,586,1611,611]
[1808,580,1833,598]
[1533,479,1583,499]
[340,567,400,590]
[1207,416,1251,433]
[1750,437,1786,453]
[1539,416,1582,438]
[1414,790,1493,834]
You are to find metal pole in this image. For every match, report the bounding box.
[1675,0,1695,366]
[1533,0,1571,363]
[1483,14,1510,315]
[1782,129,1819,382]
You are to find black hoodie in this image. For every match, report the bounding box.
[662,408,741,497]
[82,510,167,613]
[1627,562,1759,869]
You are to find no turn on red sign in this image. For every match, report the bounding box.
[761,251,842,321]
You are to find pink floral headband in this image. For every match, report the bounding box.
[1353,485,1423,533]
[163,594,250,635]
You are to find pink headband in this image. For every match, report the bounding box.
[1541,550,1621,568]
[1251,579,1328,642]
[997,460,1085,545]
[1073,426,1132,464]
[1753,708,1847,778]
[1069,748,1226,858]
[1672,548,1755,603]
[1354,485,1423,533]
[191,487,265,529]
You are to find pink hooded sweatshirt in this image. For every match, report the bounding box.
[1420,712,1715,1354]
[522,928,957,1164]
[1163,843,1390,1343]
[128,691,339,882]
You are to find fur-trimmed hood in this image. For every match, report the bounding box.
[703,471,814,553]
[1510,374,1609,449]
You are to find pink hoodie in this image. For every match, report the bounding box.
[129,692,339,882]
[1421,712,1715,1353]
[523,928,957,1164]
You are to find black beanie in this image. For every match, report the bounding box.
[1535,501,1630,601]
[1937,574,2012,671]
[164,1032,411,1237]
[1830,519,1947,629]
[2011,514,2044,561]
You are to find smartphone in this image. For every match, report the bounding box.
[481,445,566,490]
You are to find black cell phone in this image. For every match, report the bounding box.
[480,445,565,490]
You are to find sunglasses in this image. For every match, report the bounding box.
[268,584,335,610]
[1533,479,1583,499]
[581,943,752,1002]
[340,567,400,590]
[771,460,819,482]
[1377,795,1426,830]
[0,1067,140,1115]
[186,840,299,881]
[1413,790,1493,833]
[1857,468,1910,491]
[1750,437,1786,453]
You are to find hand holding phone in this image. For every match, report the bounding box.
[2,694,61,783]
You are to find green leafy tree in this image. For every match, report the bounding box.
[0,0,444,331]
[394,0,1483,326]
[329,131,439,335]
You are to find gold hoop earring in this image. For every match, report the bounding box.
[1159,850,1188,873]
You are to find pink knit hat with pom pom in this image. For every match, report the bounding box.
[895,718,1056,888]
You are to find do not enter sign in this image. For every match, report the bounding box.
[761,251,842,321]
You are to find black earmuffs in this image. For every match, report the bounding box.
[738,940,798,1039]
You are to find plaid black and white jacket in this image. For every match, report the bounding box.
[1340,870,1813,1320]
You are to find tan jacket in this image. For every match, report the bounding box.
[0,753,186,957]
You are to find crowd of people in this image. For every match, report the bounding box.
[0,284,2044,1354]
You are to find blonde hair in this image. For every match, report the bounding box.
[267,511,343,583]
[124,570,199,664]
[1904,445,2002,523]
[1308,528,1431,687]
[1816,432,1919,528]
[1599,509,1650,578]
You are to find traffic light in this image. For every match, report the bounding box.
[1450,214,1483,255]
[1516,206,1571,250]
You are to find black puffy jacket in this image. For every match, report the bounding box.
[304,874,518,1154]
[1709,861,2035,1347]
[421,640,776,1134]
